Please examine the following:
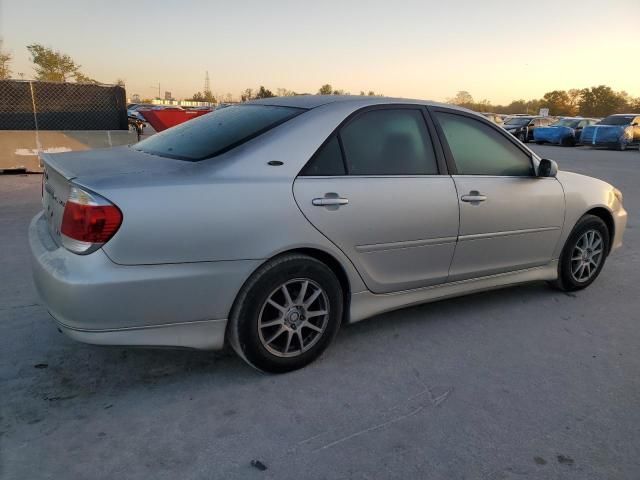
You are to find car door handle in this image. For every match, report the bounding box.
[461,192,487,203]
[312,197,349,206]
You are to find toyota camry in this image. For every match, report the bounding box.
[30,96,627,372]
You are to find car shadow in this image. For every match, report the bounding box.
[24,281,557,399]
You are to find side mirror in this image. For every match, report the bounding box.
[538,158,558,178]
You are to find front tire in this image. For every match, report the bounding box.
[550,215,610,292]
[227,254,343,373]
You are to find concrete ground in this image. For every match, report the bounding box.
[1,145,639,479]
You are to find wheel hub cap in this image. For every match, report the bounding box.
[285,307,305,328]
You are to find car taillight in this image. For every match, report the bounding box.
[60,186,122,255]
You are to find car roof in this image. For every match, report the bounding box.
[248,94,461,111]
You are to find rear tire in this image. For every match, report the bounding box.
[561,136,575,147]
[227,254,343,373]
[549,215,609,292]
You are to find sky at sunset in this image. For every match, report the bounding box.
[1,0,639,103]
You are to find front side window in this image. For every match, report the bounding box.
[133,104,304,161]
[339,109,438,175]
[435,112,533,176]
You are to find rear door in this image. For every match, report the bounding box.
[431,108,565,281]
[294,106,459,294]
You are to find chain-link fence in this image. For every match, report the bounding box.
[0,80,128,131]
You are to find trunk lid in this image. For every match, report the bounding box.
[40,146,189,247]
[41,145,184,180]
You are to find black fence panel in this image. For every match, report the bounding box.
[0,81,36,130]
[0,80,128,131]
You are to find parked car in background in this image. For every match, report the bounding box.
[480,112,505,125]
[503,115,557,143]
[141,107,211,132]
[534,117,599,146]
[126,103,155,122]
[580,114,640,150]
[30,96,627,372]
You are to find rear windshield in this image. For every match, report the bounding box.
[598,115,634,126]
[133,104,305,160]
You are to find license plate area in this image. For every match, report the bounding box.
[42,166,70,246]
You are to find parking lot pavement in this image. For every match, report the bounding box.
[1,145,639,480]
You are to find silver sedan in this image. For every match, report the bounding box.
[30,96,627,372]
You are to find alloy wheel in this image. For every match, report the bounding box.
[257,278,330,358]
[570,229,604,282]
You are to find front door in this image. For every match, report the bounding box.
[294,107,460,294]
[432,109,565,281]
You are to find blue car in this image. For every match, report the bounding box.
[580,114,640,151]
[534,117,598,146]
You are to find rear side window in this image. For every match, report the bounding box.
[435,112,533,176]
[340,109,438,175]
[300,136,346,176]
[133,104,304,161]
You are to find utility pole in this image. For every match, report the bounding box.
[150,83,160,99]
[204,71,213,105]
[204,71,211,96]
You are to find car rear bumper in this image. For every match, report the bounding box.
[29,212,262,350]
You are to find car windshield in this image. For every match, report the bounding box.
[552,119,581,128]
[505,117,531,126]
[133,104,305,161]
[598,115,634,126]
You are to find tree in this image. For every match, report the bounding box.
[318,84,333,95]
[448,90,474,106]
[277,88,295,97]
[540,90,575,116]
[241,88,254,102]
[579,85,628,117]
[27,44,80,82]
[74,72,99,84]
[190,92,205,101]
[567,89,582,113]
[0,40,12,80]
[255,86,275,99]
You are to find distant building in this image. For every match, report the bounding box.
[164,91,173,101]
[131,93,141,103]
[151,98,215,107]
